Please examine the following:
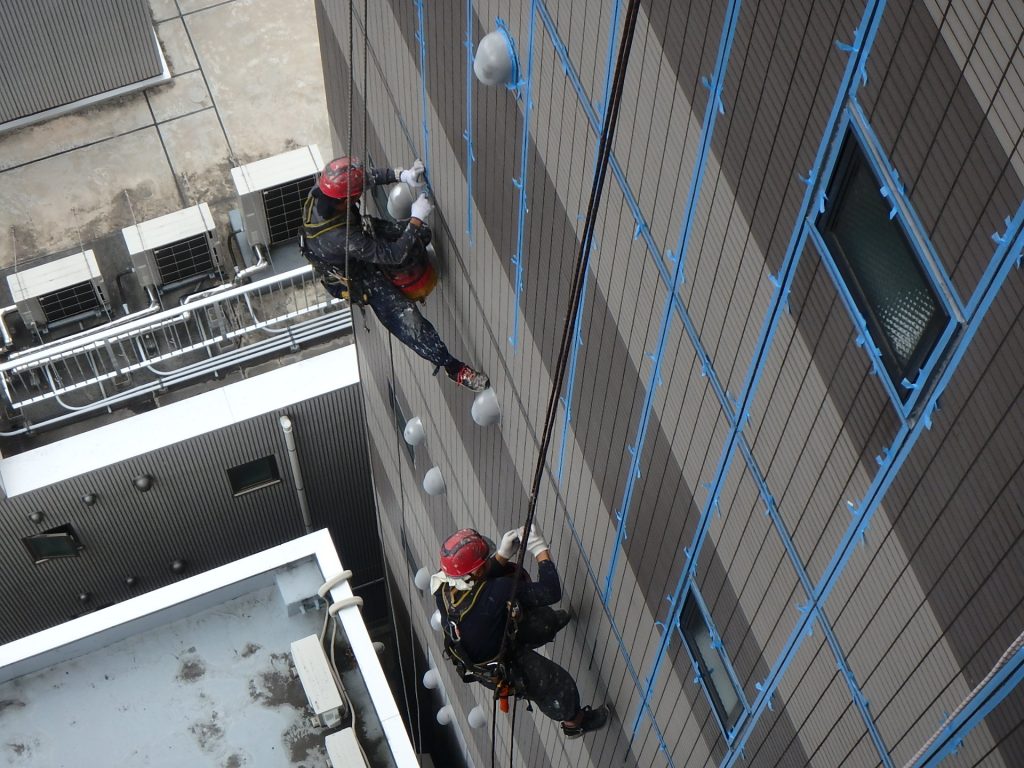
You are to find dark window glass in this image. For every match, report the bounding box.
[24,524,83,563]
[227,455,281,496]
[679,591,743,734]
[387,380,415,463]
[818,134,949,389]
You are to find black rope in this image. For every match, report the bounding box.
[491,0,644,749]
[490,695,499,768]
[509,695,519,765]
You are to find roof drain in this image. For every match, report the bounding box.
[279,415,313,532]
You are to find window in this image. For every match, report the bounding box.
[679,589,744,736]
[387,380,415,462]
[817,133,949,391]
[24,523,84,563]
[227,455,281,496]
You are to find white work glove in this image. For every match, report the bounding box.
[519,524,548,558]
[410,193,434,223]
[496,529,520,560]
[398,159,426,189]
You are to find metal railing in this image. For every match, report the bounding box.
[0,264,350,435]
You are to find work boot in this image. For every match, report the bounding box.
[562,704,609,739]
[447,362,490,392]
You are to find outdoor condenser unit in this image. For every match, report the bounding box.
[6,250,109,332]
[231,145,324,248]
[121,203,220,292]
[290,633,348,729]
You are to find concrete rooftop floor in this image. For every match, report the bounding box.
[0,585,332,768]
[0,0,333,276]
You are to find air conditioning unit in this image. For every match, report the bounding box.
[290,634,348,729]
[231,145,324,248]
[7,250,109,332]
[121,203,221,292]
[325,729,367,768]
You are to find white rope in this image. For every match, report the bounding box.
[902,628,1024,767]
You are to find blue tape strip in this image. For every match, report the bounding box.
[915,644,1024,767]
[603,0,743,607]
[464,0,475,242]
[555,269,589,485]
[718,4,892,765]
[414,0,431,176]
[509,2,539,350]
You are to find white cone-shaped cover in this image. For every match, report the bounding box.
[474,31,515,86]
[403,416,425,446]
[423,466,446,496]
[422,669,440,689]
[436,705,454,726]
[471,387,501,427]
[430,609,443,631]
[414,567,431,591]
[467,706,488,729]
[388,182,416,219]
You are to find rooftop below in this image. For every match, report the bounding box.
[0,531,416,768]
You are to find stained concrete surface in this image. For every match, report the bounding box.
[0,0,332,274]
[0,586,330,767]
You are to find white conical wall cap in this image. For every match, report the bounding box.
[423,466,446,496]
[430,609,443,631]
[403,416,425,446]
[436,705,454,725]
[471,387,501,427]
[467,706,488,729]
[474,31,515,86]
[388,182,416,220]
[414,566,431,591]
[422,669,440,689]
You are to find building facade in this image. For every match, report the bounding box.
[317,0,1024,766]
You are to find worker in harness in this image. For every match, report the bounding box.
[301,156,490,392]
[432,526,609,738]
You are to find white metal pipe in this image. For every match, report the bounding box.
[183,242,270,305]
[279,415,313,533]
[0,304,17,348]
[0,265,315,371]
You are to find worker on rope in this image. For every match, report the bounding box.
[301,156,490,392]
[432,526,609,738]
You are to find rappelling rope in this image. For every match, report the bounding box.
[901,627,1024,767]
[490,0,643,761]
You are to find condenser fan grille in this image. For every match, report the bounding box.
[262,175,315,245]
[38,281,101,322]
[153,233,215,284]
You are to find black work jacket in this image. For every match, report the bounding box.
[436,558,561,664]
[300,167,431,274]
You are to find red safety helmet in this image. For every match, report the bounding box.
[318,156,365,199]
[439,528,494,578]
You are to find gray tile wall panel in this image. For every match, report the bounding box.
[825,272,1024,765]
[321,0,1024,764]
[861,0,1024,305]
[746,250,898,586]
[0,0,162,124]
[0,382,381,642]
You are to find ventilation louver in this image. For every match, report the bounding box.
[6,250,109,332]
[231,145,324,248]
[122,203,220,292]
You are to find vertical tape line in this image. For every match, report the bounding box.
[554,0,622,485]
[414,0,431,177]
[464,0,475,242]
[603,0,743,604]
[509,1,539,349]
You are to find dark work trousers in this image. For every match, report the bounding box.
[358,268,452,368]
[508,606,580,722]
[509,647,580,722]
